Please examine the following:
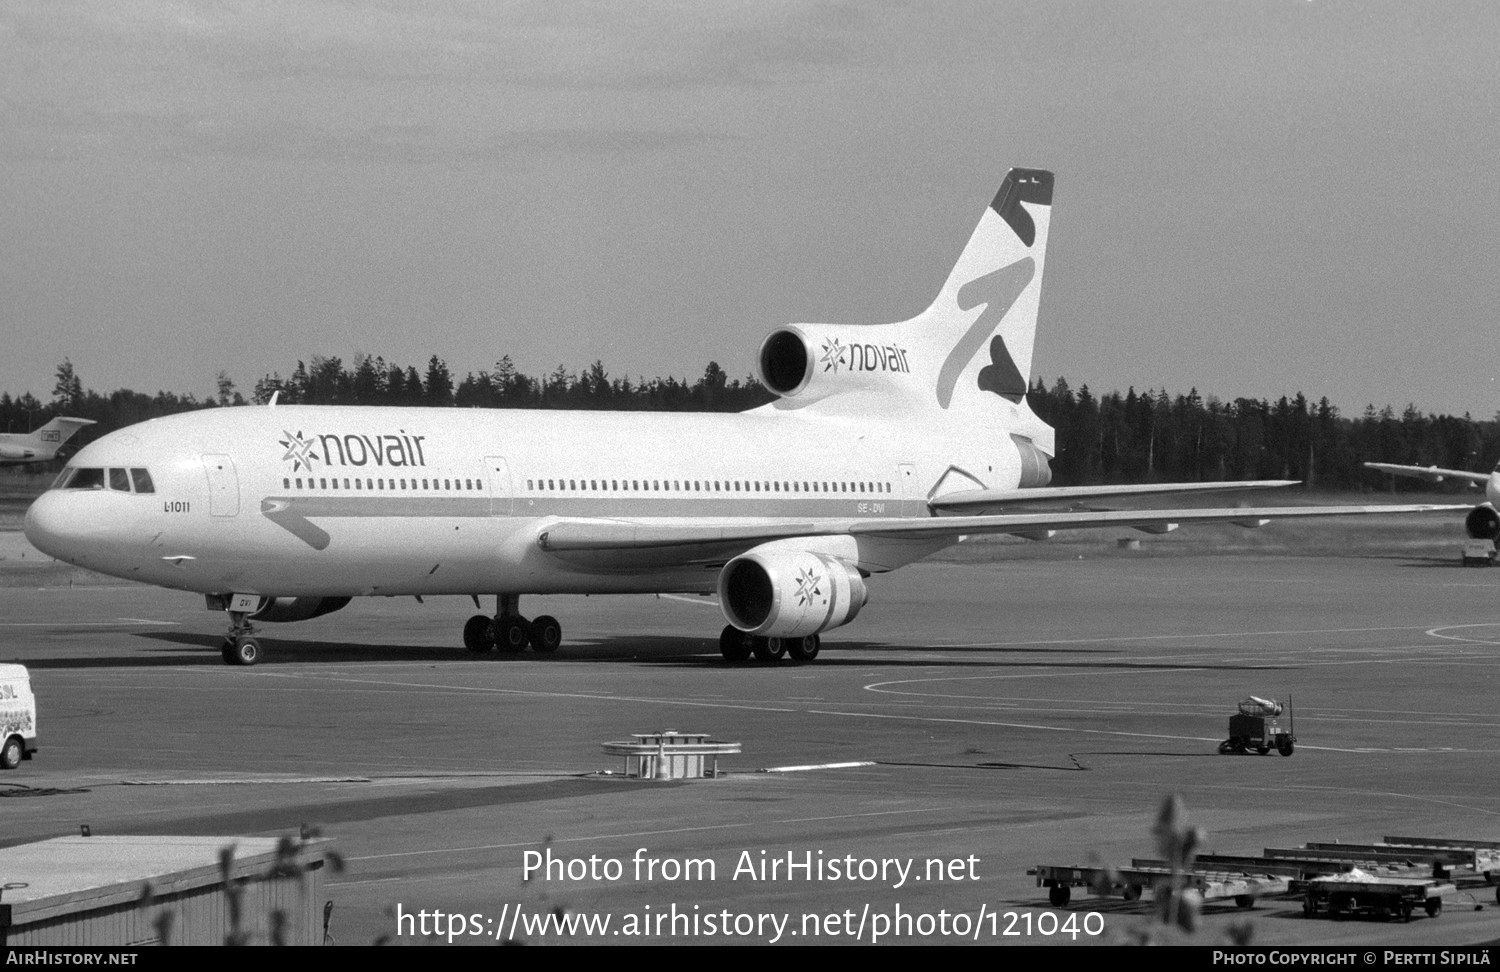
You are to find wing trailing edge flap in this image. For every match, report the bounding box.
[850,503,1469,540]
[534,504,1467,553]
[927,479,1297,513]
[537,518,825,552]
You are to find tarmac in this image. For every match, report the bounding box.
[2,532,1499,946]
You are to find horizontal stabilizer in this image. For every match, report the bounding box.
[1363,462,1491,485]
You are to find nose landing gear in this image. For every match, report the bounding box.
[220,611,262,666]
[462,596,564,656]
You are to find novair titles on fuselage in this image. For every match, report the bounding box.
[279,429,428,473]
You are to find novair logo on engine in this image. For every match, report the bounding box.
[819,337,911,375]
[794,567,823,607]
[278,429,428,472]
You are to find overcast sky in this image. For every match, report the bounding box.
[2,1,1496,417]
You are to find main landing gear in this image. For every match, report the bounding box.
[464,594,562,655]
[719,626,820,664]
[220,611,262,666]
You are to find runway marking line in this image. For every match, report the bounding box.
[240,670,800,714]
[1427,623,1500,645]
[804,708,1489,753]
[0,619,180,626]
[761,761,876,773]
[121,776,373,785]
[861,637,1500,698]
[656,593,720,608]
[933,624,1458,649]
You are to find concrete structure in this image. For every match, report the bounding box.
[0,835,331,946]
[601,731,741,779]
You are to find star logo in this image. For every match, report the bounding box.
[820,337,846,373]
[794,567,823,607]
[278,430,320,472]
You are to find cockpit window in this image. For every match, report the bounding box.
[56,466,155,493]
[61,467,106,490]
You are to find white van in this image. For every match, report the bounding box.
[0,664,37,770]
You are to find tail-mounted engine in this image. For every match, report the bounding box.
[718,546,867,638]
[758,324,915,404]
[1466,503,1500,541]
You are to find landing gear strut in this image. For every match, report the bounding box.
[719,626,754,662]
[220,611,262,666]
[787,634,820,662]
[463,614,495,652]
[719,626,820,664]
[463,595,563,655]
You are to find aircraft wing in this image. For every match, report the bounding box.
[536,503,1468,552]
[1363,462,1491,485]
[928,479,1296,513]
[847,503,1467,539]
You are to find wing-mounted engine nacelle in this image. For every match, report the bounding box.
[1466,503,1500,541]
[718,547,867,638]
[249,596,353,623]
[758,324,915,404]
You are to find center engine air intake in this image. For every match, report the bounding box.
[758,328,813,397]
[718,546,867,638]
[756,323,915,403]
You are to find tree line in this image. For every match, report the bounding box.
[4,357,1495,493]
[1028,378,1499,492]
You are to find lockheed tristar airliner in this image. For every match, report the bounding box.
[23,169,1462,666]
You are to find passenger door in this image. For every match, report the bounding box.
[486,456,514,516]
[203,455,240,517]
[896,462,920,516]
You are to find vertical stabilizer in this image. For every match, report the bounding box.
[909,168,1053,412]
[0,416,94,464]
[32,417,95,444]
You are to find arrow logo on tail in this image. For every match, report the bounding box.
[934,257,1034,409]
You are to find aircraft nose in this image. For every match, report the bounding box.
[23,490,82,562]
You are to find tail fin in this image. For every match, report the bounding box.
[910,168,1053,410]
[31,417,95,446]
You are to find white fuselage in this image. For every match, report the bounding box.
[24,400,1028,599]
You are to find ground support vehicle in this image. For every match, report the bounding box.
[0,664,37,770]
[1027,863,1287,908]
[1294,875,1454,921]
[1219,698,1295,756]
[1461,539,1496,566]
[1032,834,1500,911]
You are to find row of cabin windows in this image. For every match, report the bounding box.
[283,476,483,492]
[55,467,155,493]
[526,477,892,495]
